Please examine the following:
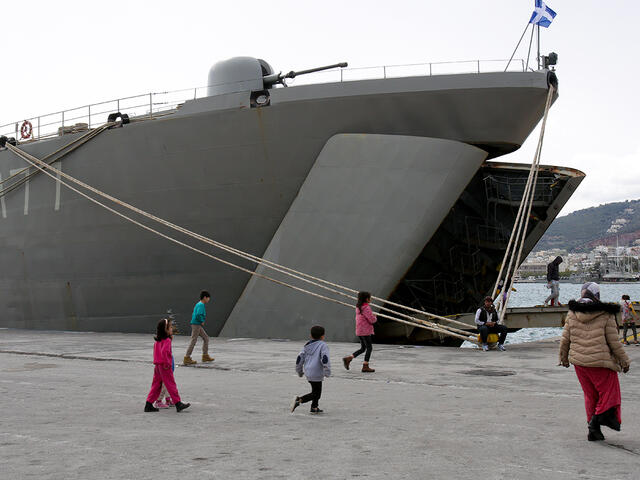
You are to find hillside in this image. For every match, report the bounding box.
[534,199,640,252]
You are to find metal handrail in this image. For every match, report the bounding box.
[1,58,526,141]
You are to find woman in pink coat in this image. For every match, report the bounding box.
[342,291,377,373]
[144,319,190,412]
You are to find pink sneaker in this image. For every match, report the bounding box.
[165,397,175,407]
[154,401,169,409]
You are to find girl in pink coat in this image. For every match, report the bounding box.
[144,319,190,412]
[342,291,377,373]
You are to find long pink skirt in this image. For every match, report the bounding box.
[574,365,621,423]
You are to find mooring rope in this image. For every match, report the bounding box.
[5,141,477,343]
[494,84,556,322]
[0,124,112,198]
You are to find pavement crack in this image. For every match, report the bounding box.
[605,443,640,455]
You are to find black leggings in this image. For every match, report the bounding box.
[623,322,637,341]
[352,335,373,362]
[300,381,322,408]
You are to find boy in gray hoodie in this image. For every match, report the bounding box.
[291,325,331,414]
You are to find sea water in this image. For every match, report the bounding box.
[462,282,640,346]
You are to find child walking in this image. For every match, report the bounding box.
[621,295,638,345]
[145,319,191,413]
[154,320,177,409]
[342,291,377,372]
[184,290,215,365]
[291,325,331,414]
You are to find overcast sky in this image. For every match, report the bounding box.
[1,0,638,215]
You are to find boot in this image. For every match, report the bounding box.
[361,362,375,373]
[587,417,605,441]
[183,356,197,365]
[342,355,353,370]
[175,401,191,412]
[202,354,215,363]
[596,408,621,431]
[144,401,159,412]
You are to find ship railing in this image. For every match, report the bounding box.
[1,58,526,142]
[404,274,466,305]
[483,174,556,205]
[288,58,527,85]
[448,245,482,276]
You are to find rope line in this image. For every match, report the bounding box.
[494,85,555,322]
[0,124,111,197]
[5,141,478,343]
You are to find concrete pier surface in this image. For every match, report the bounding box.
[1,329,639,480]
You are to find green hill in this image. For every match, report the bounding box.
[534,199,640,252]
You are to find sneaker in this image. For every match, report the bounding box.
[310,407,323,414]
[165,397,175,407]
[144,401,159,412]
[154,401,169,409]
[175,401,191,412]
[624,341,630,345]
[497,344,506,351]
[481,343,489,352]
[183,356,197,365]
[290,396,301,413]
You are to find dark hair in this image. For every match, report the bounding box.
[154,318,170,342]
[484,296,493,303]
[622,294,630,300]
[310,325,325,340]
[356,291,371,313]
[200,290,211,300]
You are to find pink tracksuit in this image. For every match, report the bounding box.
[146,337,181,404]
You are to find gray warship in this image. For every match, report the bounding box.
[0,56,584,343]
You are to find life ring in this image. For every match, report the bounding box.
[20,120,33,139]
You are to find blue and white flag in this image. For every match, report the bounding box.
[529,0,556,28]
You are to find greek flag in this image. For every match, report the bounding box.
[529,0,556,28]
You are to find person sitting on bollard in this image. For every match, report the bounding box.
[475,296,508,352]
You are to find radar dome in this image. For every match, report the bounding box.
[207,57,274,97]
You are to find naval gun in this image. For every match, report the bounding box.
[263,62,348,87]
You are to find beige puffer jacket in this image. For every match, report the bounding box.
[559,300,630,372]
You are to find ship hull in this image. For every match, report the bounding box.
[0,71,565,338]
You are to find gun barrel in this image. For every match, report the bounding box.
[287,62,348,77]
[263,62,348,87]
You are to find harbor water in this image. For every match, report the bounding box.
[467,282,640,346]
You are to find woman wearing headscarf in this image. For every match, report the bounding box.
[559,282,631,441]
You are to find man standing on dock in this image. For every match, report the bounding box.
[184,290,215,365]
[545,256,563,307]
[475,296,508,351]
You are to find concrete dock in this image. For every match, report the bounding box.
[1,329,639,479]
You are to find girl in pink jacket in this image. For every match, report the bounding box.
[145,319,190,412]
[342,291,377,373]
